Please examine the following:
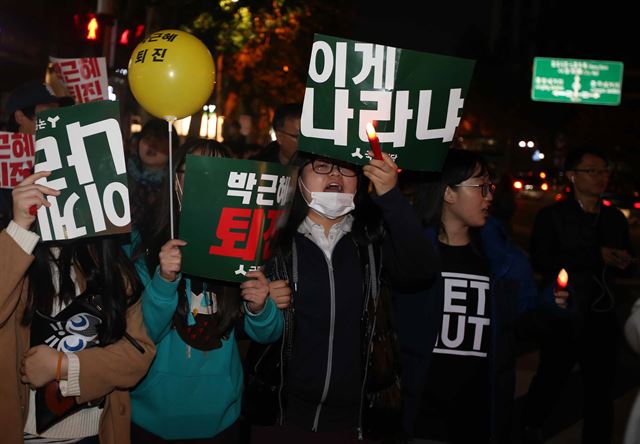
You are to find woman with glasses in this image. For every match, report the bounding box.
[127,139,284,443]
[248,150,437,443]
[394,149,567,443]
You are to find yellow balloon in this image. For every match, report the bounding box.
[127,29,215,120]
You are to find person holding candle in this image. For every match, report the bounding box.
[247,150,437,443]
[522,147,635,444]
[394,149,568,444]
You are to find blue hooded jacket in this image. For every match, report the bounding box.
[394,217,555,442]
[124,236,283,439]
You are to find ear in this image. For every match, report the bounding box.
[14,110,29,126]
[443,185,457,204]
[566,171,575,183]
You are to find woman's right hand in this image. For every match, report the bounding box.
[159,239,187,282]
[12,171,60,230]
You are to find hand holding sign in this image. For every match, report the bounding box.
[363,152,398,196]
[12,171,60,230]
[269,279,292,309]
[159,239,187,282]
[240,270,270,314]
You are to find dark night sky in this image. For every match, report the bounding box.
[342,0,640,159]
[351,0,637,67]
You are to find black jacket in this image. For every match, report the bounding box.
[261,187,437,436]
[530,197,633,316]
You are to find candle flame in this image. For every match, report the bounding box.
[366,122,377,140]
[557,268,569,288]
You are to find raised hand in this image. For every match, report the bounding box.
[12,171,60,230]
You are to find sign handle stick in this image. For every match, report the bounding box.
[166,118,176,239]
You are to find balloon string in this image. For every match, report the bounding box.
[168,120,174,239]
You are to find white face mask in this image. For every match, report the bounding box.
[299,178,355,220]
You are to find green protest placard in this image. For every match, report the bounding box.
[531,57,623,106]
[34,100,130,241]
[298,34,476,172]
[179,156,297,283]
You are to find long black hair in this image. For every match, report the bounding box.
[134,138,241,336]
[269,151,384,260]
[24,234,142,346]
[414,148,489,244]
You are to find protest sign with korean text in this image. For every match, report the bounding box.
[299,34,476,171]
[51,56,108,103]
[179,157,297,283]
[0,131,35,188]
[34,100,131,241]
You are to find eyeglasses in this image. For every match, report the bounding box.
[277,129,300,139]
[573,168,610,176]
[308,159,358,177]
[453,182,496,198]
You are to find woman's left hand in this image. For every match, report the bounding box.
[20,345,61,388]
[363,152,398,196]
[241,270,270,314]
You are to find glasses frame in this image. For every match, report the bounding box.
[573,168,610,176]
[277,129,300,139]
[453,182,496,198]
[307,159,358,177]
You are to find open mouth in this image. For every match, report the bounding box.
[324,182,343,192]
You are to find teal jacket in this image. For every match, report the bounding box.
[126,242,284,440]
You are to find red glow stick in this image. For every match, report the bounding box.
[366,122,383,160]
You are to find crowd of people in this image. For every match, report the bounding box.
[0,79,637,444]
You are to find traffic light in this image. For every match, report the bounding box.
[118,23,145,46]
[74,13,102,43]
[113,22,146,69]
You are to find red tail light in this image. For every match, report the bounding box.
[602,199,612,206]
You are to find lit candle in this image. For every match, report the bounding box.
[556,268,569,290]
[366,122,383,161]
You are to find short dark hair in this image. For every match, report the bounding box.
[140,118,179,146]
[7,105,36,132]
[272,103,302,131]
[564,147,609,171]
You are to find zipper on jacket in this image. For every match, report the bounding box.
[312,254,337,431]
[357,244,377,440]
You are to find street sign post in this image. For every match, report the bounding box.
[531,57,623,106]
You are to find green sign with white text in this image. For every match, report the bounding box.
[179,156,297,283]
[299,34,476,172]
[34,100,130,241]
[531,57,623,106]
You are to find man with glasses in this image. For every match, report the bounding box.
[253,103,302,165]
[523,147,634,444]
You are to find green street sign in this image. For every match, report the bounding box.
[531,57,623,106]
[34,100,131,241]
[179,156,297,283]
[299,34,476,172]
